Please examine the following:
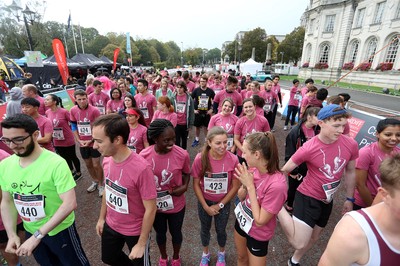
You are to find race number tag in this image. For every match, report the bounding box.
[227,134,234,150]
[263,103,271,112]
[140,107,149,119]
[294,93,302,101]
[204,172,228,194]
[13,193,46,222]
[105,179,129,214]
[77,122,92,136]
[234,202,254,234]
[52,127,65,140]
[322,180,341,203]
[96,105,105,115]
[176,102,186,113]
[198,95,209,110]
[128,145,136,153]
[156,191,174,211]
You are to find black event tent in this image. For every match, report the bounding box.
[72,53,108,68]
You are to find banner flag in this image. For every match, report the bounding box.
[113,48,120,71]
[52,39,69,85]
[126,32,131,53]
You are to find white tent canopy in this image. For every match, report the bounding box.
[239,58,263,75]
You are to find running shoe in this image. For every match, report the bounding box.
[158,256,168,266]
[73,172,82,182]
[191,139,200,147]
[216,252,225,266]
[98,186,104,197]
[171,256,181,266]
[87,182,98,193]
[199,253,210,266]
[283,126,288,131]
[288,257,300,266]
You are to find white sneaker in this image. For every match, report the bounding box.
[283,126,288,131]
[98,186,104,197]
[87,182,98,193]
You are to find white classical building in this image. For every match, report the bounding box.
[299,0,400,88]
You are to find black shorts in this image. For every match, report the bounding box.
[79,147,101,159]
[234,221,269,257]
[292,191,333,228]
[194,112,210,127]
[0,222,24,243]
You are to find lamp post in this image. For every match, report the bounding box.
[7,1,36,51]
[180,42,183,67]
[280,52,284,64]
[238,42,242,64]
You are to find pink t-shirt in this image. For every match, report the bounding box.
[288,86,301,107]
[175,94,188,125]
[210,84,225,95]
[35,95,48,116]
[208,113,238,135]
[291,135,359,202]
[140,145,190,214]
[241,89,250,100]
[70,105,101,142]
[134,93,157,126]
[45,108,75,147]
[106,99,124,113]
[301,123,316,141]
[239,168,287,241]
[185,80,196,93]
[152,110,178,127]
[34,115,55,152]
[86,85,94,95]
[354,142,400,207]
[191,151,239,202]
[301,86,308,98]
[103,152,156,236]
[245,90,267,100]
[272,83,281,96]
[214,90,243,114]
[127,124,148,154]
[88,92,110,115]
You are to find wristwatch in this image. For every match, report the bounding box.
[33,230,45,239]
[219,202,224,209]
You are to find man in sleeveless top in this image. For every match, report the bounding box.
[319,154,400,265]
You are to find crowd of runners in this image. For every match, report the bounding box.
[0,69,399,266]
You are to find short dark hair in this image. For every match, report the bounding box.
[305,78,314,84]
[74,89,87,98]
[92,114,130,144]
[316,88,328,101]
[137,79,148,88]
[338,93,351,102]
[1,113,39,135]
[21,97,40,107]
[272,75,280,80]
[226,75,238,85]
[93,80,102,87]
[176,80,187,92]
[376,118,400,134]
[293,79,300,84]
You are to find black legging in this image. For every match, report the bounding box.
[55,145,81,173]
[175,124,188,150]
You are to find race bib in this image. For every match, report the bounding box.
[77,122,92,136]
[128,145,136,153]
[156,191,174,212]
[204,172,228,194]
[227,134,234,150]
[294,93,302,101]
[105,179,129,214]
[140,107,149,119]
[234,202,254,234]
[176,102,186,113]
[52,127,65,140]
[13,193,46,222]
[198,95,209,110]
[96,105,105,115]
[322,180,341,203]
[263,103,271,112]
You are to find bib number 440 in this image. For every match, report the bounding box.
[20,207,38,217]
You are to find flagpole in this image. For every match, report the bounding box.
[70,10,78,55]
[63,30,69,58]
[78,23,85,54]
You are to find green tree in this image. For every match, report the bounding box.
[164,41,180,68]
[100,44,125,63]
[241,27,268,62]
[86,35,110,57]
[222,41,236,63]
[266,36,279,63]
[206,48,221,64]
[277,26,305,64]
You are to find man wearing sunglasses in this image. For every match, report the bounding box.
[0,114,89,265]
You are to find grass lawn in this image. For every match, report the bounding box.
[278,75,400,96]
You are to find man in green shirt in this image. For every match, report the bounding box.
[0,114,89,265]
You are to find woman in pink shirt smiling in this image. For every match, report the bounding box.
[125,108,149,154]
[106,88,124,114]
[152,96,178,127]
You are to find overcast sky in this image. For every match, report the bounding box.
[10,0,310,50]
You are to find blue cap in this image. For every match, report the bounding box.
[317,104,347,120]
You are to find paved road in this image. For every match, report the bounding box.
[279,80,400,113]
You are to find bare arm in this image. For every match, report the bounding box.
[193,178,217,216]
[234,134,243,153]
[1,190,19,253]
[281,159,299,175]
[37,132,52,144]
[170,173,190,197]
[355,169,372,207]
[343,160,356,214]
[96,192,107,236]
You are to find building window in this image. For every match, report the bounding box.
[319,43,330,63]
[349,40,359,63]
[395,3,400,19]
[385,36,399,63]
[305,43,312,62]
[355,8,365,27]
[324,15,335,32]
[373,1,386,24]
[308,19,315,33]
[365,37,378,63]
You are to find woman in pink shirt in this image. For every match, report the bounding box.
[234,132,287,265]
[44,94,82,180]
[152,96,178,127]
[208,98,239,153]
[354,118,400,209]
[125,108,149,154]
[192,126,241,266]
[140,119,190,266]
[106,88,124,114]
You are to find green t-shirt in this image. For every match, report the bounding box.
[0,149,76,236]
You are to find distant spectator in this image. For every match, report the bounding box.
[6,87,23,117]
